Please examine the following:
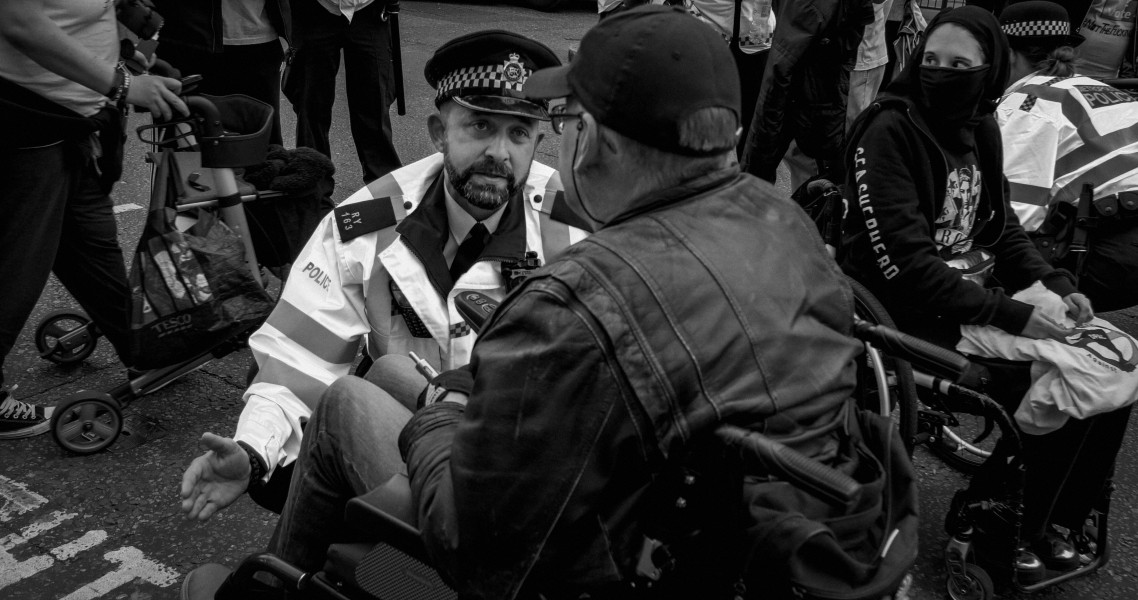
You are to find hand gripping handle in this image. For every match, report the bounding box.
[853,318,972,383]
[715,425,860,510]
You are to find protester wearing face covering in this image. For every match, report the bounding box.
[841,6,1114,583]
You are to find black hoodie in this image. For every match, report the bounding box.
[840,6,1076,347]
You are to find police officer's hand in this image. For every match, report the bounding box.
[1019,307,1073,341]
[179,432,250,521]
[126,74,188,121]
[1062,292,1094,326]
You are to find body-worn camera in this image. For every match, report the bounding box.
[501,251,542,292]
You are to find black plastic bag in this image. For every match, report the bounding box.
[128,149,274,369]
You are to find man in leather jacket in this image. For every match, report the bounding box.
[195,8,861,599]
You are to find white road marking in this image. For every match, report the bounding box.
[0,477,180,597]
[113,203,143,214]
[0,553,53,589]
[0,475,48,522]
[52,530,107,560]
[2,510,77,550]
[59,546,180,600]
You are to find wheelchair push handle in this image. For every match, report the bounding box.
[853,318,972,383]
[716,424,860,510]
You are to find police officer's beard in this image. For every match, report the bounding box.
[445,157,518,210]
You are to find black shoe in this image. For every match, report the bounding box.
[0,389,52,440]
[1030,531,1080,572]
[1015,545,1046,585]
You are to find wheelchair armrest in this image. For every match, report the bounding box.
[344,474,433,563]
[852,318,972,383]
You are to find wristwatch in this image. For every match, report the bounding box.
[236,441,267,490]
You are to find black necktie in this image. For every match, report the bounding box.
[450,222,489,282]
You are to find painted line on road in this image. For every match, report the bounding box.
[113,203,143,214]
[0,475,47,522]
[52,530,108,560]
[60,546,180,600]
[0,476,181,597]
[2,510,77,550]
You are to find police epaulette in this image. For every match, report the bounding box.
[335,197,403,242]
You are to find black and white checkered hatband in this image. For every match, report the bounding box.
[1002,19,1070,38]
[435,56,532,104]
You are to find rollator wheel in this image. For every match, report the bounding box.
[945,563,994,600]
[50,392,123,455]
[35,310,97,365]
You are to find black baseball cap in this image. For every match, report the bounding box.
[425,30,561,120]
[524,6,741,155]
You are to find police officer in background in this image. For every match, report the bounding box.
[999,1,1138,311]
[178,30,589,519]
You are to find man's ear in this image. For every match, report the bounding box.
[428,114,447,153]
[573,112,602,171]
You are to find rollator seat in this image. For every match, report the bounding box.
[323,475,457,600]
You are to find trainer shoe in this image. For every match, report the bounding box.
[0,389,52,440]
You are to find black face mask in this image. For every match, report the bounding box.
[918,64,990,125]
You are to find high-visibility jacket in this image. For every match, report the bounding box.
[997,73,1138,231]
[236,153,590,476]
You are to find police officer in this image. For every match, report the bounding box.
[178,30,590,519]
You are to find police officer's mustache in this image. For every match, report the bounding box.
[449,158,518,209]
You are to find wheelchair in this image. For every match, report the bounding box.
[179,287,990,600]
[797,180,1117,599]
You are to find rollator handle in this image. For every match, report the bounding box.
[853,318,972,383]
[716,425,860,510]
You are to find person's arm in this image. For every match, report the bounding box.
[0,0,186,118]
[846,111,1035,334]
[237,213,371,477]
[400,276,631,599]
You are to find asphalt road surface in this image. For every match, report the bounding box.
[3,2,1138,599]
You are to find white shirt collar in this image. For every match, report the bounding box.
[443,185,507,245]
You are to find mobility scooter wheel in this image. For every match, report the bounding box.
[945,563,994,600]
[51,392,123,455]
[35,310,98,365]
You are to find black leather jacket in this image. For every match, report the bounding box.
[154,0,291,54]
[399,167,861,599]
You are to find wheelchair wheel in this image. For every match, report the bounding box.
[946,563,994,600]
[846,276,919,456]
[35,310,98,365]
[50,391,123,455]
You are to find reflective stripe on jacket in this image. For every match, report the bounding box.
[237,153,588,476]
[998,74,1138,231]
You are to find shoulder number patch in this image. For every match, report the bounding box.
[335,197,399,242]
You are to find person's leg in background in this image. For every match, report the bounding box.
[0,143,76,436]
[342,1,401,183]
[210,41,287,146]
[285,0,346,162]
[52,158,132,364]
[733,48,769,160]
[271,375,412,572]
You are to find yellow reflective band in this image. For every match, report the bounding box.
[265,300,361,365]
[253,356,329,411]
